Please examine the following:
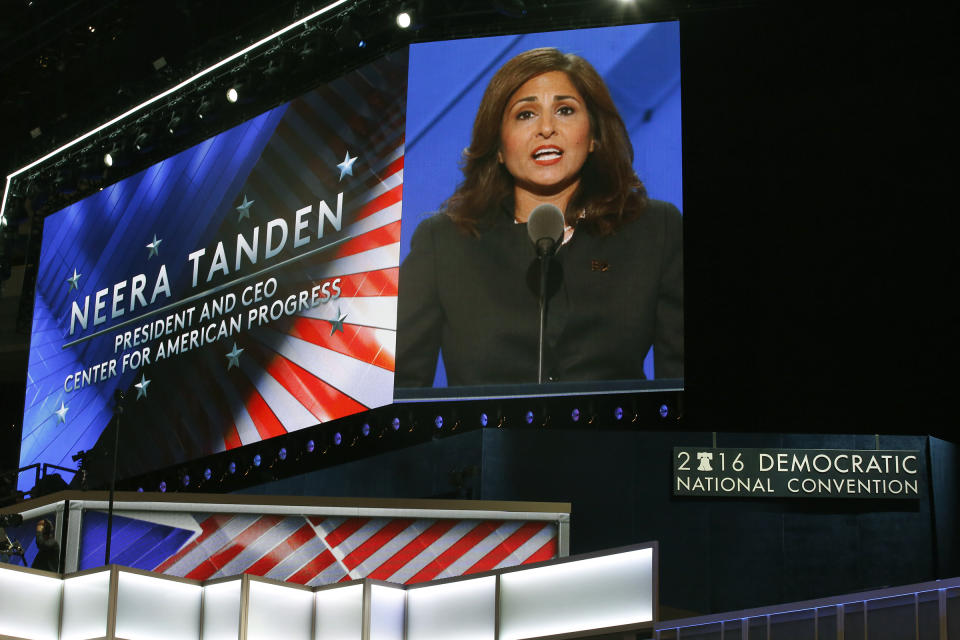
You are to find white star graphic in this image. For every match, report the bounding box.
[329,307,348,336]
[235,195,254,221]
[146,234,162,259]
[225,343,244,370]
[336,151,357,181]
[66,268,82,291]
[135,374,151,400]
[54,401,68,423]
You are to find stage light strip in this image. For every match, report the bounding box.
[0,0,353,220]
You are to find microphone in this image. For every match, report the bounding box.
[526,204,565,257]
[525,204,565,384]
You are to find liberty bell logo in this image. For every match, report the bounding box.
[696,452,714,472]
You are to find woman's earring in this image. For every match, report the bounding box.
[497,151,504,163]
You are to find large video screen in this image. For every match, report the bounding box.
[396,23,682,395]
[20,53,407,486]
[19,22,682,484]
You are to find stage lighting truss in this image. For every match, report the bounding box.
[1,1,429,227]
[117,387,681,494]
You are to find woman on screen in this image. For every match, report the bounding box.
[396,47,682,388]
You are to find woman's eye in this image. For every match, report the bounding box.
[516,110,535,120]
[557,105,575,116]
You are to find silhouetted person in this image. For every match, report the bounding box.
[31,519,59,572]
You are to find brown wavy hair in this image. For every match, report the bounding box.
[442,47,648,235]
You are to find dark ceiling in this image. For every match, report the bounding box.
[0,0,704,181]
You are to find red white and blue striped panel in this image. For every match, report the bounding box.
[153,513,557,585]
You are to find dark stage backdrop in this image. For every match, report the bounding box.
[241,429,959,615]
[680,6,958,435]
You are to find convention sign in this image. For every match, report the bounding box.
[672,448,922,499]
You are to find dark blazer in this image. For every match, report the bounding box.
[31,532,60,572]
[395,199,683,387]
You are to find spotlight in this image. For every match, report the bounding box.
[305,439,315,453]
[158,480,167,493]
[103,144,117,167]
[137,487,144,493]
[196,97,212,119]
[396,11,411,28]
[479,412,488,427]
[434,415,443,430]
[613,406,624,421]
[333,432,343,446]
[335,17,366,49]
[361,423,371,437]
[203,467,212,481]
[133,130,149,151]
[262,59,283,77]
[278,447,287,461]
[391,417,400,431]
[525,410,534,425]
[182,474,190,487]
[227,461,237,474]
[570,408,580,423]
[253,453,262,467]
[167,112,181,134]
[226,87,238,103]
[659,404,670,418]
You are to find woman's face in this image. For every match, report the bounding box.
[499,71,595,198]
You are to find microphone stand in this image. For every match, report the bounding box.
[527,203,564,385]
[535,238,555,384]
[104,389,123,566]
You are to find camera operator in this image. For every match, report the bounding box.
[31,519,59,572]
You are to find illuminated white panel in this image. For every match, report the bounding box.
[202,580,242,640]
[61,570,111,640]
[407,576,496,640]
[0,566,61,640]
[246,580,314,640]
[115,570,202,640]
[369,585,406,640]
[315,583,364,640]
[499,548,654,640]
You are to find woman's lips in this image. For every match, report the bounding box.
[532,145,563,166]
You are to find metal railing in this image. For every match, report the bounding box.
[655,576,960,640]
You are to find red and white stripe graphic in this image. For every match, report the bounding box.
[145,54,409,467]
[154,513,557,586]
